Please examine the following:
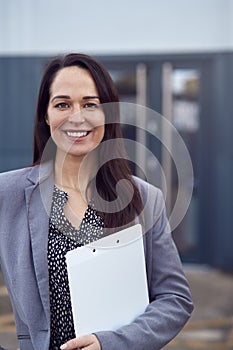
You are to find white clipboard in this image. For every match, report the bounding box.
[66,224,149,336]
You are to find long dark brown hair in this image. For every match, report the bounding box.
[33,53,143,229]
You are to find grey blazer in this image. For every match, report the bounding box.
[0,161,193,350]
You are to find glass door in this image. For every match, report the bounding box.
[104,58,203,263]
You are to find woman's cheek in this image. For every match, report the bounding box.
[48,113,67,132]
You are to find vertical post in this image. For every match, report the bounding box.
[136,63,147,178]
[161,62,173,215]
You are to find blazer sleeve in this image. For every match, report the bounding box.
[94,187,194,350]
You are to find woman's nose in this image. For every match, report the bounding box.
[67,109,85,123]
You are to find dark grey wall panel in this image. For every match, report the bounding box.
[210,53,233,270]
[0,57,46,171]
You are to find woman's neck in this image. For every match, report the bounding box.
[54,150,97,193]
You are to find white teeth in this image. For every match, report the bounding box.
[66,131,88,138]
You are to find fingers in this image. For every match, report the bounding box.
[60,334,101,350]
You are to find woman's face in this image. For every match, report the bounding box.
[46,66,105,160]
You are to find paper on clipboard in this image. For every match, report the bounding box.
[66,224,149,336]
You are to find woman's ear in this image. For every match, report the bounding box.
[45,114,50,125]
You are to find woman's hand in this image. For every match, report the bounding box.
[60,334,101,350]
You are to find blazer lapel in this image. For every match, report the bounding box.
[25,161,54,326]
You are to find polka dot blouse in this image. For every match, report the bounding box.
[48,186,104,350]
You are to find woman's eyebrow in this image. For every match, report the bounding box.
[51,95,71,102]
[51,95,100,102]
[82,96,100,100]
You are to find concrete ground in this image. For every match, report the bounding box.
[0,266,233,350]
[164,266,233,350]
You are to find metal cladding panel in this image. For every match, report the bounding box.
[0,57,46,171]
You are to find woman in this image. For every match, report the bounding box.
[0,53,193,350]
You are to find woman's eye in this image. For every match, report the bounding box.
[84,103,99,110]
[54,102,70,109]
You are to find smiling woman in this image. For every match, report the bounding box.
[0,53,193,350]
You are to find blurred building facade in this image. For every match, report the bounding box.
[0,0,233,270]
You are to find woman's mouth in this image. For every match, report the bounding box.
[66,131,89,138]
[64,130,90,141]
